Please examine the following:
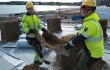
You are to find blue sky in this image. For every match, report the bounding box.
[0,0,82,2]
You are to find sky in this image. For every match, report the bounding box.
[0,0,82,2]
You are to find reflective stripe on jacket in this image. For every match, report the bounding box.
[78,12,104,58]
[22,14,43,37]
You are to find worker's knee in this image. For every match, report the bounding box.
[77,64,81,70]
[77,67,80,70]
[77,66,88,70]
[27,40,32,45]
[77,63,88,70]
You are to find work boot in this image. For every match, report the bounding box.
[34,60,42,65]
[44,60,50,65]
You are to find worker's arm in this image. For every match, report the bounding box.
[38,21,48,33]
[22,16,30,34]
[35,16,48,33]
[63,21,97,50]
[36,16,43,30]
[63,34,87,50]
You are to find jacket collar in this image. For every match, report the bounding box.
[26,12,32,16]
[84,12,100,21]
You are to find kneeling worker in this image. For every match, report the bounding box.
[62,0,104,70]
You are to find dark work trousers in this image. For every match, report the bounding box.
[26,37,43,58]
[76,49,101,70]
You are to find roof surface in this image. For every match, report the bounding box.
[0,24,110,70]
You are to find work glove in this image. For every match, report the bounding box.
[41,28,48,33]
[29,29,37,34]
[63,41,74,50]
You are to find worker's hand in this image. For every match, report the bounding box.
[29,29,37,34]
[63,43,73,50]
[41,28,48,33]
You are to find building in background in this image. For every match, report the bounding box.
[96,0,110,7]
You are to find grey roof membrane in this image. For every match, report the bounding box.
[0,24,110,70]
[0,48,26,70]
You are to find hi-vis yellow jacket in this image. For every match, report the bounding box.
[78,12,104,58]
[68,12,104,58]
[22,13,43,37]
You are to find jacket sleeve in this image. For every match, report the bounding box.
[69,21,98,46]
[69,34,87,46]
[36,16,43,30]
[22,16,29,34]
[63,34,86,50]
[80,21,98,38]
